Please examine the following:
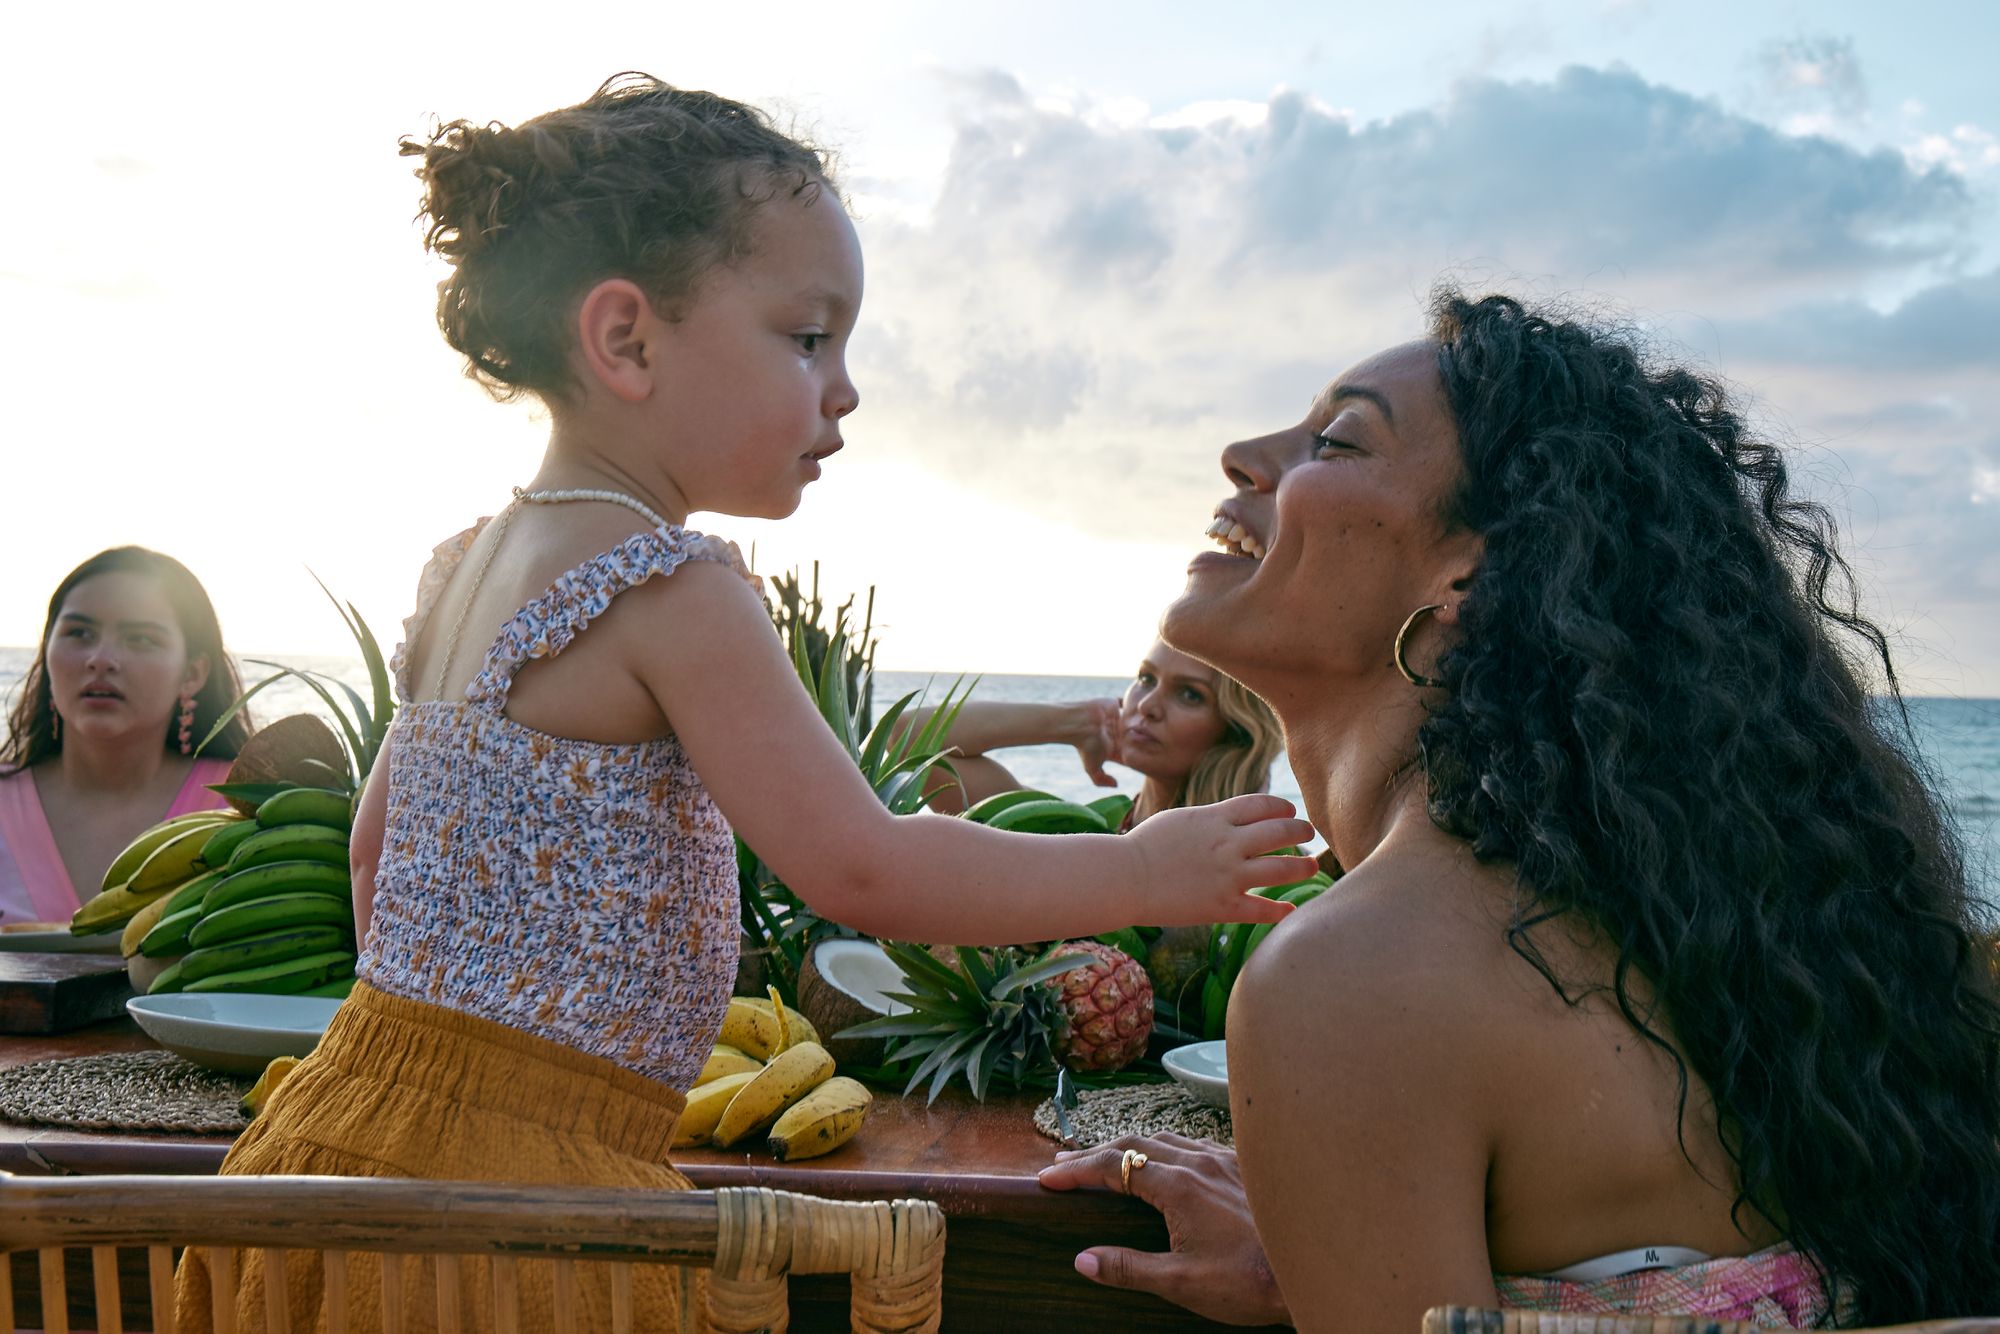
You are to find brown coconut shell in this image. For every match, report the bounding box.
[796,940,895,1067]
[222,715,349,813]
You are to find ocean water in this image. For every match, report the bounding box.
[3,649,1994,906]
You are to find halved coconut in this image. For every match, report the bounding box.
[796,938,912,1067]
[224,714,349,813]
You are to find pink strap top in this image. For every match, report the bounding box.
[0,757,233,924]
[1496,1242,1843,1328]
[357,517,757,1089]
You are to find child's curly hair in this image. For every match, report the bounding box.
[400,72,835,402]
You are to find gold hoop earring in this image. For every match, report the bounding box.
[1393,604,1447,689]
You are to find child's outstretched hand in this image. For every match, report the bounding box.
[1127,794,1319,926]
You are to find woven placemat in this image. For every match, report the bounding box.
[1033,1083,1233,1149]
[0,1051,252,1134]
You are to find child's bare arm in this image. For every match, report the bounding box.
[350,728,391,946]
[618,562,1314,944]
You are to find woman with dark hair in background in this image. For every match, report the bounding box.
[0,547,251,926]
[1042,293,2000,1329]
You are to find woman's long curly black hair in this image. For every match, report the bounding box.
[1420,292,2000,1322]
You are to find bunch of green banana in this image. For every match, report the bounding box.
[1200,869,1334,1040]
[673,993,872,1160]
[960,789,1131,834]
[112,784,361,1000]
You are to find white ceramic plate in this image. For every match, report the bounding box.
[126,993,342,1075]
[1162,1039,1229,1108]
[0,927,122,954]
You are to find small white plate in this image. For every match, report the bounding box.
[127,994,342,1076]
[1162,1039,1229,1108]
[0,927,123,954]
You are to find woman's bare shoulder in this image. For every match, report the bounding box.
[1232,826,1561,1090]
[1280,832,1521,978]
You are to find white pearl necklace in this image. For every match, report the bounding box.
[430,485,677,699]
[511,485,672,531]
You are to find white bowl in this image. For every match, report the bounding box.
[1161,1039,1229,1108]
[126,993,342,1076]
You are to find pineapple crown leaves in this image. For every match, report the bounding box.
[197,572,395,794]
[838,941,1093,1103]
[792,624,977,805]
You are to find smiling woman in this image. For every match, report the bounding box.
[0,547,251,924]
[1042,290,2000,1330]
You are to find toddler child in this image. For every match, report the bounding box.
[178,73,1312,1332]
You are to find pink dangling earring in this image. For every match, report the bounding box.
[177,689,196,756]
[50,709,60,743]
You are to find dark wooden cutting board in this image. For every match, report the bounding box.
[0,953,134,1034]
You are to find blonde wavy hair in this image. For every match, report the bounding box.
[1177,675,1282,809]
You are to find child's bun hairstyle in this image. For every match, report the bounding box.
[401,72,834,402]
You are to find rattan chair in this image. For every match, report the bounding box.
[1423,1307,2000,1333]
[0,1171,944,1333]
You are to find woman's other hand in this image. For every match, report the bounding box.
[1072,697,1124,786]
[1038,1133,1291,1327]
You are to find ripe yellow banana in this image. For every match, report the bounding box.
[767,1076,872,1162]
[717,997,786,1060]
[71,881,156,935]
[129,820,232,895]
[240,1056,302,1118]
[120,892,176,958]
[712,1042,835,1148]
[100,812,236,893]
[698,1045,764,1087]
[742,992,822,1051]
[673,1071,758,1148]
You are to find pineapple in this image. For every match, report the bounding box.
[1048,940,1155,1071]
[841,940,1155,1102]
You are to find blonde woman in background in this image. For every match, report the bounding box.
[917,638,1284,827]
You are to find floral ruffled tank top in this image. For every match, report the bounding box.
[358,515,754,1090]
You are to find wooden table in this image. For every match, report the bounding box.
[1,1020,1280,1332]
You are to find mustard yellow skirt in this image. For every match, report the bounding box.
[175,980,701,1332]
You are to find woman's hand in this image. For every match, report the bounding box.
[1038,1134,1291,1327]
[1071,697,1124,786]
[1128,795,1318,926]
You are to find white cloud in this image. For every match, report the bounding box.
[1149,99,1275,132]
[1973,465,2000,505]
[824,62,2000,687]
[1755,33,1869,121]
[1906,124,2000,176]
[851,65,1981,545]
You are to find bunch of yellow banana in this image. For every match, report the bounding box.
[95,786,359,999]
[72,809,247,937]
[675,991,873,1161]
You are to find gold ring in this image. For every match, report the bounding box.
[1120,1149,1148,1193]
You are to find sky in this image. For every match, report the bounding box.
[3,1,1997,693]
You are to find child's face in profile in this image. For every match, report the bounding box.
[644,186,864,521]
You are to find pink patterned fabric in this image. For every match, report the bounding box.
[1496,1243,1841,1328]
[359,517,756,1090]
[0,757,231,925]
